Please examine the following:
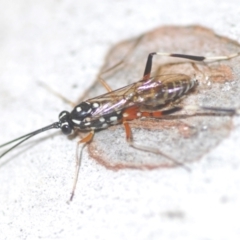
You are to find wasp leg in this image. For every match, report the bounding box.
[96,35,145,93]
[38,81,75,107]
[122,107,190,171]
[68,131,95,202]
[98,77,113,92]
[122,120,190,171]
[188,105,239,116]
[122,101,239,171]
[143,52,240,80]
[100,34,144,76]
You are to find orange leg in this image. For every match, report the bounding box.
[122,106,183,121]
[79,131,95,144]
[122,107,190,171]
[123,121,132,142]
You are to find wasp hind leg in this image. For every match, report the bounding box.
[143,52,240,80]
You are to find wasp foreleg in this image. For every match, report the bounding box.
[68,131,95,202]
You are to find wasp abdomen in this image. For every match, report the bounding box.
[134,74,197,107]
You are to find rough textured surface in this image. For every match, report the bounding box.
[0,1,240,240]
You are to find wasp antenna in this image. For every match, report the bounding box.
[0,122,60,159]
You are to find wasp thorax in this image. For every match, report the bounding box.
[70,102,93,121]
[58,111,74,135]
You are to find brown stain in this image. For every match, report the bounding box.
[75,25,240,171]
[209,65,234,83]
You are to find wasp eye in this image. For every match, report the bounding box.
[61,123,73,135]
[59,111,73,135]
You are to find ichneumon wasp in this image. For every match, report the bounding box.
[0,47,239,200]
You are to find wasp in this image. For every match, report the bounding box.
[0,51,239,200]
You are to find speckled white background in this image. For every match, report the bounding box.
[0,1,240,240]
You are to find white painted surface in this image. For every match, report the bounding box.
[0,1,240,240]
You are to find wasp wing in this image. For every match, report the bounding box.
[86,74,191,120]
[86,81,138,120]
